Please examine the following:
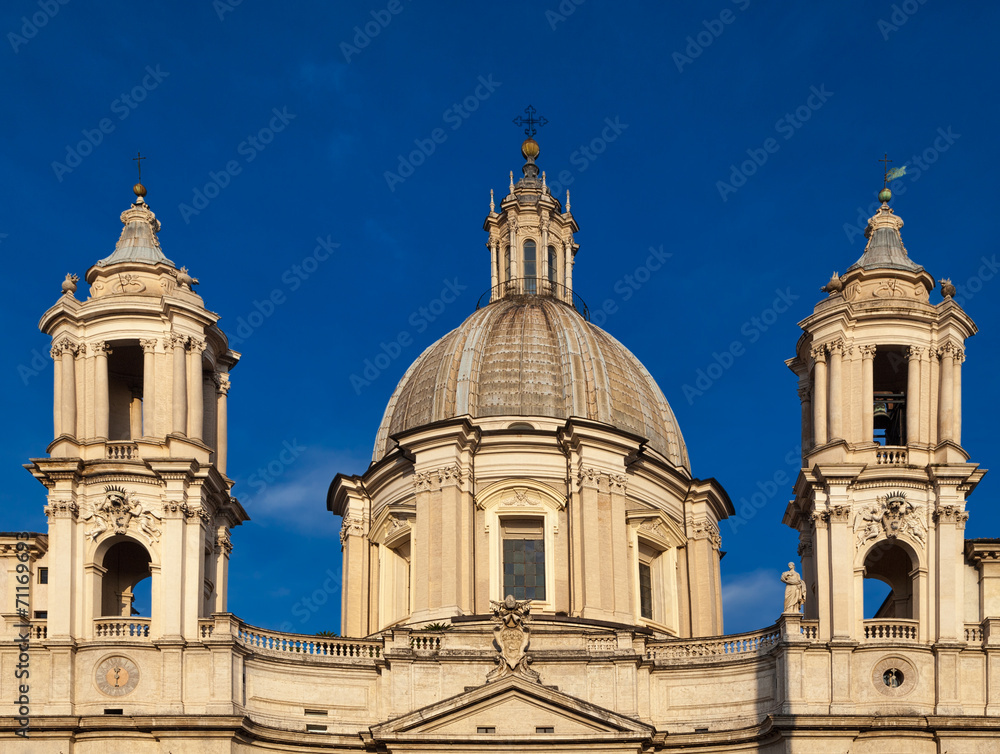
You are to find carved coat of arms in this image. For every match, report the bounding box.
[855,491,926,550]
[83,486,162,545]
[487,595,540,683]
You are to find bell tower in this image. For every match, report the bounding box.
[24,181,248,649]
[482,137,579,303]
[784,181,985,655]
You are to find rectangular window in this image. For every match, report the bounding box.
[33,610,47,619]
[502,518,545,601]
[536,726,555,734]
[477,727,496,734]
[38,567,48,584]
[638,562,653,619]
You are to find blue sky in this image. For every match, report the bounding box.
[1,1,998,635]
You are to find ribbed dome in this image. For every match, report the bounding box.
[373,297,689,469]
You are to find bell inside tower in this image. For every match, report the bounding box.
[872,345,908,446]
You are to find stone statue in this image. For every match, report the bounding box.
[781,562,806,614]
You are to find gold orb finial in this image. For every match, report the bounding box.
[521,137,539,160]
[133,182,147,198]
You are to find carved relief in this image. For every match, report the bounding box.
[855,491,926,550]
[111,274,146,294]
[486,595,540,684]
[691,520,722,550]
[43,500,79,519]
[82,486,162,545]
[577,468,628,492]
[413,465,463,491]
[500,488,540,506]
[340,515,364,545]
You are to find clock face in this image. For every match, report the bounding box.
[95,655,140,696]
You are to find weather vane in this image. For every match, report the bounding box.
[513,106,548,137]
[133,150,147,183]
[879,152,906,186]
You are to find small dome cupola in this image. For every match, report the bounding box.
[483,126,579,306]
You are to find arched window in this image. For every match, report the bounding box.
[101,539,152,617]
[863,540,915,619]
[547,245,558,287]
[503,246,511,288]
[523,240,537,294]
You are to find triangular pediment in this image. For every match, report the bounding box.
[369,675,654,745]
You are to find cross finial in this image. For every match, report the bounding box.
[879,153,892,188]
[512,105,548,137]
[133,151,147,182]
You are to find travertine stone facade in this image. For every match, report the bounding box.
[1,155,999,752]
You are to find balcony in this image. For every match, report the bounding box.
[863,618,919,643]
[94,617,151,640]
[106,442,140,460]
[874,446,907,465]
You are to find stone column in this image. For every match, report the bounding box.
[169,334,187,435]
[564,241,573,298]
[51,344,62,437]
[214,528,232,613]
[954,349,964,446]
[58,340,78,438]
[214,373,230,474]
[906,346,922,446]
[811,346,828,446]
[939,344,955,443]
[187,338,206,441]
[540,218,550,293]
[827,341,844,440]
[93,342,112,440]
[798,384,812,453]
[140,339,157,437]
[861,345,876,444]
[489,237,499,297]
[508,221,518,290]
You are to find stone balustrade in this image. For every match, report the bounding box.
[106,442,139,460]
[646,624,783,663]
[93,617,151,640]
[235,623,382,661]
[862,619,919,642]
[874,446,907,465]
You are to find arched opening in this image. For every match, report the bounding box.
[547,245,558,287]
[863,540,915,619]
[523,240,537,294]
[101,539,152,617]
[873,345,908,445]
[107,342,145,440]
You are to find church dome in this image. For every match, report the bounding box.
[373,296,689,469]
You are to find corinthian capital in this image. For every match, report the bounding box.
[809,345,827,362]
[167,333,188,351]
[188,337,207,354]
[859,344,877,359]
[907,345,924,360]
[89,341,112,357]
[51,338,79,357]
[214,372,231,395]
[139,338,158,354]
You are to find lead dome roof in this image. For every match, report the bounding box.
[373,296,689,470]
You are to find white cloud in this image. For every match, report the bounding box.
[721,568,783,634]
